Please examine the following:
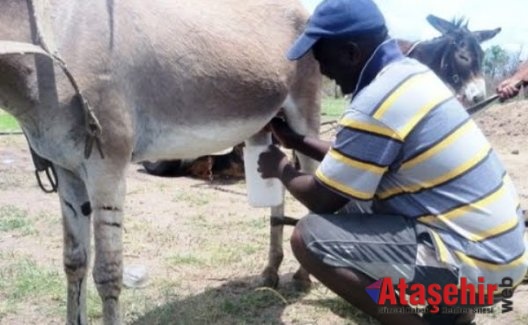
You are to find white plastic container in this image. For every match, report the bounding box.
[243,132,285,207]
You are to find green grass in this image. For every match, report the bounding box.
[321,96,347,120]
[0,257,65,319]
[166,253,205,266]
[172,190,212,207]
[0,109,20,133]
[0,205,34,235]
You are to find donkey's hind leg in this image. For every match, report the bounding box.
[56,166,91,325]
[281,55,322,290]
[282,96,320,290]
[261,94,321,290]
[261,54,321,290]
[261,204,285,288]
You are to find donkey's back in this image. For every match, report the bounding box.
[51,0,316,162]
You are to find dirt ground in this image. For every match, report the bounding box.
[0,99,527,324]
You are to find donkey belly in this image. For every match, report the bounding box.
[110,0,301,163]
[131,113,276,163]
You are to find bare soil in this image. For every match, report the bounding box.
[0,99,527,324]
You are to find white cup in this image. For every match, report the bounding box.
[243,132,284,207]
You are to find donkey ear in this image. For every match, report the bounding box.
[473,27,501,43]
[426,14,454,35]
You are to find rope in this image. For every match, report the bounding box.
[405,41,422,56]
[26,0,104,159]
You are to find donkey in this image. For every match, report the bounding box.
[398,14,501,106]
[0,0,321,323]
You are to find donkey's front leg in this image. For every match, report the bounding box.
[56,167,91,325]
[86,168,127,325]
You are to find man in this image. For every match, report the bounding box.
[496,60,528,99]
[257,0,527,324]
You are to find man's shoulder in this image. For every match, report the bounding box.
[348,58,458,140]
[349,58,432,114]
[377,57,429,80]
[350,58,431,108]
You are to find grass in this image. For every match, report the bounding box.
[0,205,34,235]
[0,257,64,319]
[0,109,20,133]
[166,253,205,266]
[321,96,348,120]
[172,190,212,207]
[127,280,306,325]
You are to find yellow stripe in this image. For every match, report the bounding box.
[468,216,519,241]
[420,216,518,243]
[401,120,476,171]
[378,145,491,199]
[429,230,450,263]
[339,118,402,140]
[418,178,508,224]
[315,169,373,200]
[429,229,528,274]
[398,88,453,138]
[373,71,432,119]
[328,149,388,175]
[455,249,528,271]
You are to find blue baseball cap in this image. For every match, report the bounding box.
[287,0,386,60]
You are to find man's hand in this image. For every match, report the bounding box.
[268,118,303,149]
[266,116,331,162]
[497,78,521,100]
[257,145,290,179]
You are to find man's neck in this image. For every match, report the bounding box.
[353,39,405,96]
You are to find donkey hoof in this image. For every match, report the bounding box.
[292,269,311,292]
[261,266,280,288]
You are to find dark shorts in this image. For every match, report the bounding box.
[297,213,459,287]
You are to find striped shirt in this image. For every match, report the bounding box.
[316,39,528,285]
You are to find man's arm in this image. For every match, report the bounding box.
[497,60,528,99]
[258,145,348,213]
[268,118,330,162]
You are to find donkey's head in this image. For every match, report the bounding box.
[426,14,501,105]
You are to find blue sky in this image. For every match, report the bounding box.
[300,0,528,58]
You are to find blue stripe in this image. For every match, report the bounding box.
[334,127,402,167]
[375,152,506,218]
[401,98,469,162]
[435,220,526,264]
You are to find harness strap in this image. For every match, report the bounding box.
[26,0,104,159]
[31,147,58,193]
[20,132,58,193]
[404,41,422,56]
[270,216,299,227]
[0,2,107,192]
